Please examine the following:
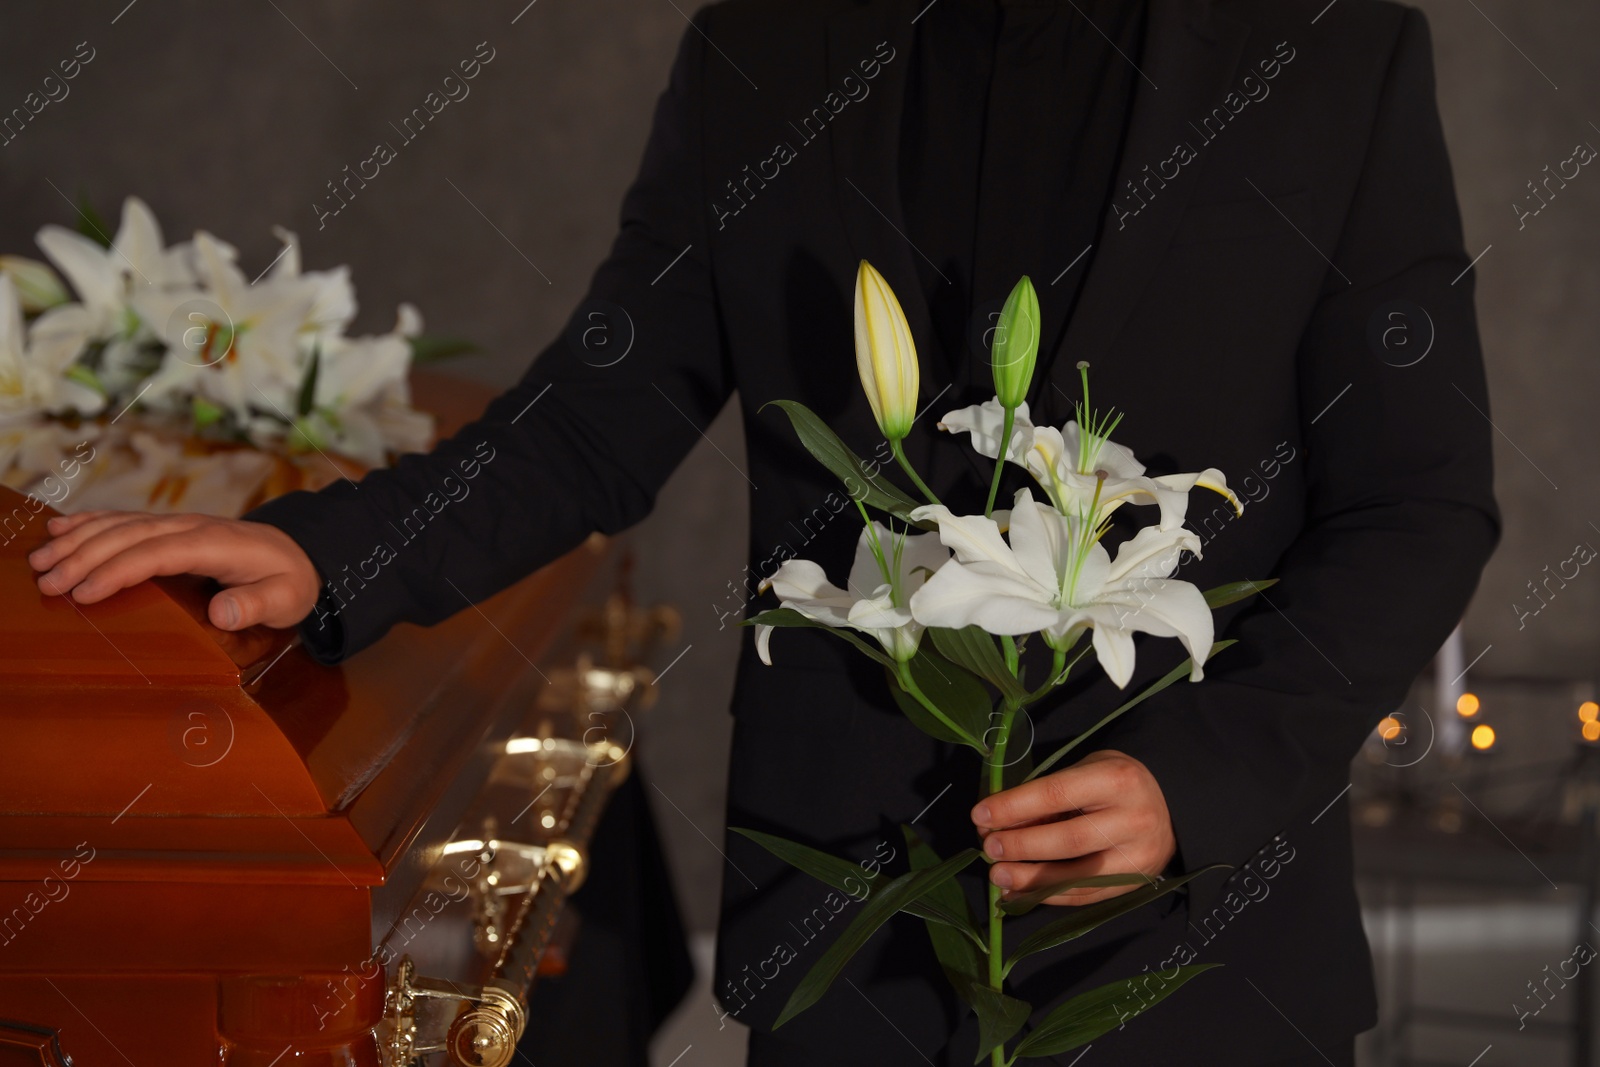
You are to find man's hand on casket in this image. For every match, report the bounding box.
[971,750,1177,907]
[29,511,320,631]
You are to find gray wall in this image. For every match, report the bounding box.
[0,0,1595,934]
[1413,0,1600,684]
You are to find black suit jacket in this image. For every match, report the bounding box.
[251,0,1499,1061]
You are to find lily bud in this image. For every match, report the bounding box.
[0,256,70,313]
[991,275,1039,409]
[854,260,920,442]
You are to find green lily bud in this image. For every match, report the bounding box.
[854,260,920,442]
[0,255,70,313]
[991,275,1040,409]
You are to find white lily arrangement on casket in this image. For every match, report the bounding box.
[736,262,1276,1066]
[0,196,474,514]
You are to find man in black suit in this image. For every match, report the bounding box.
[31,0,1497,1063]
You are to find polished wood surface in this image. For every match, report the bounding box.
[0,371,609,1065]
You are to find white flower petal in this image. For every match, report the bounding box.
[910,504,1031,580]
[848,593,912,631]
[1152,468,1243,518]
[936,397,1033,464]
[1090,623,1138,688]
[1059,420,1145,479]
[35,226,121,321]
[1105,525,1200,584]
[765,559,857,628]
[909,556,1061,635]
[1004,488,1074,593]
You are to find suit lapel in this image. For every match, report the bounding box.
[825,0,955,390]
[1038,0,1251,407]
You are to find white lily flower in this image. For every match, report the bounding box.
[908,487,1213,688]
[0,277,104,420]
[939,395,1240,529]
[33,197,204,391]
[267,227,358,350]
[757,521,950,665]
[289,330,432,466]
[132,232,318,421]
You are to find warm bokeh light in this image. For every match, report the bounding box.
[1580,701,1599,724]
[1456,692,1481,717]
[1377,716,1403,741]
[1470,723,1496,750]
[1583,720,1600,742]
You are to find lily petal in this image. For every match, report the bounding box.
[1105,524,1200,584]
[908,556,1063,635]
[1152,468,1243,518]
[1090,623,1138,688]
[937,397,1034,464]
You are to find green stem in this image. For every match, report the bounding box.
[890,438,941,506]
[985,700,1018,1067]
[895,661,987,751]
[984,406,1017,518]
[1000,634,1019,676]
[1025,643,1078,703]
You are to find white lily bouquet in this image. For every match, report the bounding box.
[0,196,461,516]
[737,262,1274,1065]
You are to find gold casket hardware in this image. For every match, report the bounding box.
[379,956,525,1067]
[381,739,627,1066]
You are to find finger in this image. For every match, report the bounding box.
[62,529,250,604]
[35,516,205,596]
[983,807,1142,864]
[973,757,1133,830]
[211,575,312,630]
[991,856,1149,905]
[30,512,148,571]
[44,510,110,536]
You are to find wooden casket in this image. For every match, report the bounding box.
[0,385,659,1066]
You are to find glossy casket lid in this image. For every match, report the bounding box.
[0,374,604,895]
[0,490,334,820]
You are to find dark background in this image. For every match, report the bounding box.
[2,2,1596,1064]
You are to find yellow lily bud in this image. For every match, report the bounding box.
[0,255,70,313]
[854,260,920,441]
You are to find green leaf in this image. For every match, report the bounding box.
[930,627,1029,704]
[887,670,968,745]
[1202,579,1278,609]
[407,333,481,363]
[1005,866,1225,972]
[886,647,993,749]
[731,828,984,947]
[903,826,984,977]
[1023,640,1237,784]
[73,192,113,248]
[763,399,929,527]
[743,607,896,669]
[191,396,225,429]
[1010,964,1221,1059]
[296,346,320,418]
[64,364,105,395]
[968,982,1032,1064]
[904,826,1028,1066]
[773,848,981,1028]
[732,827,880,897]
[999,873,1152,916]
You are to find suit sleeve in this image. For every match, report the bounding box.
[1101,9,1500,900]
[246,12,731,661]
